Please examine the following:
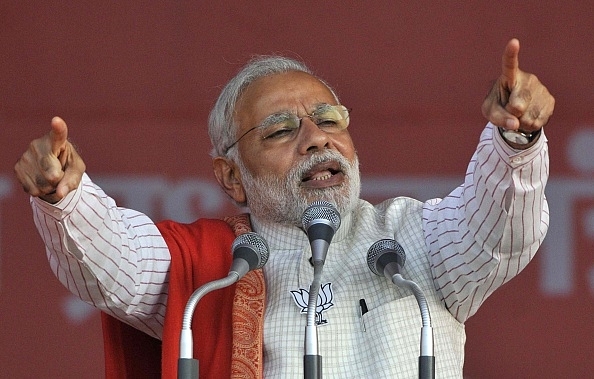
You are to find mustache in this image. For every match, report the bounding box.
[291,150,352,181]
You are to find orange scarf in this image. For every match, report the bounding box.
[101,216,265,378]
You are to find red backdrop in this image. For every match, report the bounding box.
[2,2,593,378]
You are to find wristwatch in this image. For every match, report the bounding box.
[499,127,541,145]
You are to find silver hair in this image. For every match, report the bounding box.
[207,56,338,158]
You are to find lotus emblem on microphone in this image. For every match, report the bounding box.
[290,282,335,325]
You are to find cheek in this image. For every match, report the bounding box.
[264,152,295,175]
[241,147,294,177]
[334,134,357,160]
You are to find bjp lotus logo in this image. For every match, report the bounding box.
[290,282,335,325]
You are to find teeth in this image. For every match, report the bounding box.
[312,173,332,181]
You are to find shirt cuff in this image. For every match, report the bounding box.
[30,173,87,219]
[490,122,547,168]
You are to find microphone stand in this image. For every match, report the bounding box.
[301,200,340,379]
[177,232,269,379]
[304,261,324,379]
[178,273,239,379]
[391,273,435,379]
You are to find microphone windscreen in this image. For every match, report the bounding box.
[366,239,406,276]
[301,200,341,234]
[231,232,270,270]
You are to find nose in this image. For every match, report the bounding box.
[296,117,334,154]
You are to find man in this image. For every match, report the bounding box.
[15,39,554,378]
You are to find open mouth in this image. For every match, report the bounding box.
[301,161,344,186]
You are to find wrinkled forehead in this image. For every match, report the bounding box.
[234,71,338,126]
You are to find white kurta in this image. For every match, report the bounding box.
[31,123,549,378]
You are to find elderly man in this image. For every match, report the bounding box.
[15,38,553,378]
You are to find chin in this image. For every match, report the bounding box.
[303,186,358,215]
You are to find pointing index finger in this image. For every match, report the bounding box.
[49,116,69,155]
[501,38,520,91]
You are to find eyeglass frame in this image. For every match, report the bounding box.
[222,103,351,155]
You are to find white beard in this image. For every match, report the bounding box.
[237,150,361,227]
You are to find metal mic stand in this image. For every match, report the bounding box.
[304,261,324,379]
[392,274,435,379]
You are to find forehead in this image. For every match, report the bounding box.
[235,71,337,125]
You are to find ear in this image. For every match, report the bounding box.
[213,156,247,204]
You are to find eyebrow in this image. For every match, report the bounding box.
[258,112,294,128]
[258,103,334,127]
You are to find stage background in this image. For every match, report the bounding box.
[1,2,593,378]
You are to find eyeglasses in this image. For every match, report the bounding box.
[223,104,350,154]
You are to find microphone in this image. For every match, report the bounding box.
[178,232,269,379]
[228,231,270,278]
[301,201,340,379]
[301,200,341,265]
[367,239,435,379]
[367,238,406,279]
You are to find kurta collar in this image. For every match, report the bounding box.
[249,208,355,250]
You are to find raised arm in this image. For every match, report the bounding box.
[15,118,170,339]
[424,39,553,322]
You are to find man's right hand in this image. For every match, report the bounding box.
[14,117,86,204]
